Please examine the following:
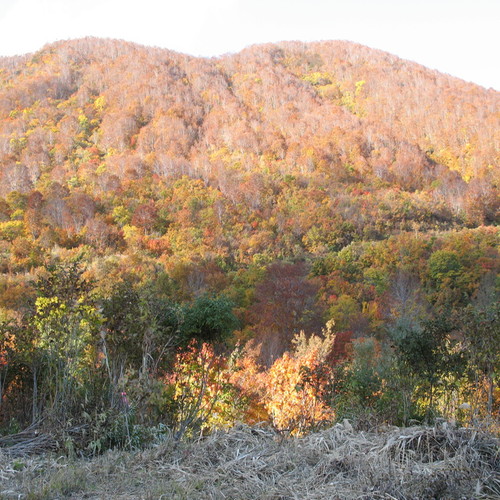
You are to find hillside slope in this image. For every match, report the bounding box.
[0,39,498,433]
[0,38,498,223]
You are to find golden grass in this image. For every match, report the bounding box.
[1,422,499,499]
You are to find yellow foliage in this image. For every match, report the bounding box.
[302,72,333,86]
[261,330,336,435]
[355,80,366,96]
[122,224,141,242]
[265,346,334,435]
[0,220,25,241]
[93,95,106,113]
[167,342,244,435]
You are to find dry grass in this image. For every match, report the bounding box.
[1,422,498,499]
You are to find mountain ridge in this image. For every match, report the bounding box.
[2,37,498,91]
[0,37,497,220]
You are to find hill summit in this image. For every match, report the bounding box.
[0,38,498,224]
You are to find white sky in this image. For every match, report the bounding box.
[0,0,498,90]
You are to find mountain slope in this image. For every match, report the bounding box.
[0,38,497,223]
[0,38,498,433]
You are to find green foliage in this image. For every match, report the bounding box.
[331,338,413,426]
[459,300,500,416]
[181,294,239,344]
[100,277,182,377]
[327,294,360,331]
[389,315,464,421]
[428,250,462,285]
[35,257,94,301]
[347,338,389,403]
[31,260,104,421]
[34,295,100,368]
[81,404,170,455]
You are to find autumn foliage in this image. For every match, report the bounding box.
[263,330,336,435]
[0,39,498,445]
[165,341,244,437]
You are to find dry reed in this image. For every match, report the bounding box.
[0,421,498,499]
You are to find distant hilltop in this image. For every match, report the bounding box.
[0,37,498,222]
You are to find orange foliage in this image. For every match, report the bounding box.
[0,38,498,431]
[265,345,334,435]
[166,341,244,434]
[229,343,269,424]
[232,330,337,435]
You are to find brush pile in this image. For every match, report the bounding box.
[1,422,499,499]
[0,423,91,458]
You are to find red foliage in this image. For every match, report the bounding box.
[247,262,325,366]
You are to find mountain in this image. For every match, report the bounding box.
[0,37,498,439]
[0,35,497,342]
[0,35,498,321]
[0,38,498,224]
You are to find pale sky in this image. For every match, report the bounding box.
[0,0,498,90]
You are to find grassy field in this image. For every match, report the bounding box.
[1,422,499,499]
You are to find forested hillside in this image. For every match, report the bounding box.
[0,38,498,445]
